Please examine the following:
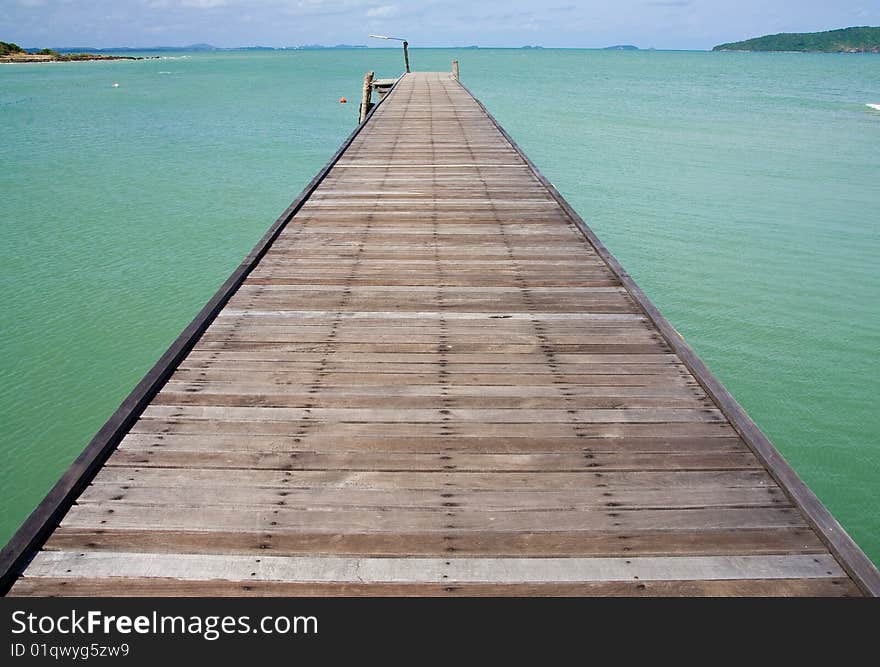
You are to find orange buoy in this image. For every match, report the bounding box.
[339,97,347,103]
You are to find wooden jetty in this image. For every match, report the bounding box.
[2,70,878,596]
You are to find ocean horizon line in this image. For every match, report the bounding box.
[23,44,697,53]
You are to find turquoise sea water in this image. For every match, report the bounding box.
[1,49,878,564]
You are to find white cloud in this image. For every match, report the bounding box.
[145,0,232,8]
[181,0,229,6]
[366,4,397,18]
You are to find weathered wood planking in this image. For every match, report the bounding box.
[5,71,877,596]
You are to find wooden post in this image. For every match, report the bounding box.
[452,60,459,80]
[403,41,410,73]
[359,71,374,124]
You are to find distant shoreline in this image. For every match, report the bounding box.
[0,53,155,63]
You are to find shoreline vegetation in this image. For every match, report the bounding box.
[713,26,880,52]
[1,42,153,63]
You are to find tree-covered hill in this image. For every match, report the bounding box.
[0,41,26,56]
[713,26,880,52]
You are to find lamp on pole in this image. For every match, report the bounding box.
[369,34,410,73]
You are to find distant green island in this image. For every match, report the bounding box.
[1,40,151,62]
[713,26,880,52]
[2,41,371,61]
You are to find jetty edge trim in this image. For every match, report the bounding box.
[454,78,880,597]
[0,74,406,596]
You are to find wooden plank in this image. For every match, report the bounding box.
[9,577,861,597]
[155,384,704,398]
[118,432,746,453]
[41,526,827,558]
[76,483,786,510]
[217,310,648,321]
[60,505,807,532]
[90,467,775,490]
[150,393,713,410]
[183,351,674,364]
[139,405,727,424]
[105,449,762,472]
[127,420,739,438]
[22,552,844,583]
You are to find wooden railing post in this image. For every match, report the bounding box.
[452,60,459,80]
[359,71,374,123]
[403,41,410,73]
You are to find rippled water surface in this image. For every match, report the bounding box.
[1,49,878,563]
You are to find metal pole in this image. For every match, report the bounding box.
[369,35,410,74]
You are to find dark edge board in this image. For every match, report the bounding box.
[0,74,406,596]
[454,79,880,597]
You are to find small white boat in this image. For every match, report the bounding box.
[112,82,119,88]
[867,103,880,111]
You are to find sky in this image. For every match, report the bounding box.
[2,0,879,50]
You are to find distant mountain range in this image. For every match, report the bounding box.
[713,26,880,52]
[43,43,216,53]
[40,43,367,53]
[25,43,647,53]
[285,44,367,50]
